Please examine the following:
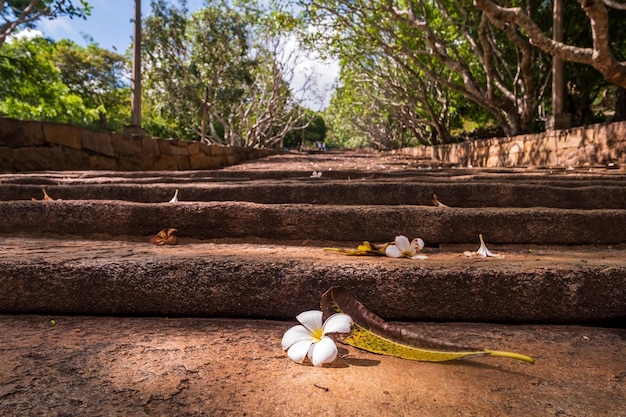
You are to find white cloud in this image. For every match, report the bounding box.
[37,17,80,41]
[281,35,339,110]
[7,28,44,42]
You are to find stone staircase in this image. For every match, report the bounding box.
[0,150,624,416]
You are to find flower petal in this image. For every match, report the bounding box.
[476,234,503,258]
[385,245,402,258]
[322,313,352,335]
[485,248,503,258]
[310,336,338,366]
[394,235,411,251]
[409,254,429,260]
[296,310,323,333]
[281,325,313,350]
[287,339,315,364]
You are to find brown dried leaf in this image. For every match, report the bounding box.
[33,188,54,201]
[151,228,179,245]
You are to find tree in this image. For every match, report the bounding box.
[53,39,130,131]
[474,0,626,122]
[143,0,255,141]
[474,0,626,88]
[142,0,318,147]
[0,35,97,124]
[0,35,130,130]
[283,109,327,148]
[0,0,91,49]
[298,0,553,141]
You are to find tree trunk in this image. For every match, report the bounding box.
[614,87,626,122]
[201,86,209,143]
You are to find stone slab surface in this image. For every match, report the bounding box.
[2,180,626,209]
[0,315,624,417]
[1,238,624,323]
[2,200,626,244]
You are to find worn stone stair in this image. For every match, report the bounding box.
[0,150,624,416]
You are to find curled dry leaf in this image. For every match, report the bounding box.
[151,228,179,245]
[432,194,449,208]
[168,189,179,203]
[32,188,54,202]
[321,286,534,364]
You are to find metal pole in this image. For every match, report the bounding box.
[131,0,142,128]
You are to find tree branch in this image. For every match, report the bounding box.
[474,0,626,88]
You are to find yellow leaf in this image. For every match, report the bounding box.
[324,241,388,256]
[321,286,534,364]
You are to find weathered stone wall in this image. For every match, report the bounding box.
[394,120,626,167]
[0,118,276,172]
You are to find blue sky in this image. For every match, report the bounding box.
[37,0,204,51]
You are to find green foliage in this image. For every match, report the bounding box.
[0,35,130,130]
[142,0,258,141]
[295,0,552,147]
[282,111,327,148]
[53,39,130,131]
[1,1,92,48]
[0,36,96,124]
[560,5,626,125]
[142,0,320,147]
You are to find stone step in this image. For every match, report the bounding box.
[1,314,623,417]
[1,237,624,324]
[2,179,626,208]
[3,162,625,208]
[2,200,625,244]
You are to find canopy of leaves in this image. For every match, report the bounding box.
[0,35,130,130]
[142,0,319,147]
[0,0,91,48]
[294,0,554,149]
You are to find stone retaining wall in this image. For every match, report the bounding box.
[394,120,626,167]
[0,118,276,172]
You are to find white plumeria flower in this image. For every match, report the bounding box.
[168,189,179,203]
[385,235,429,259]
[281,310,352,366]
[464,234,504,258]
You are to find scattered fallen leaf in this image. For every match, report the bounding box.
[168,189,179,203]
[321,286,534,364]
[151,228,179,245]
[32,188,54,201]
[432,194,449,208]
[325,241,389,256]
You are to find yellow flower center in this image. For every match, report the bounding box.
[311,328,324,342]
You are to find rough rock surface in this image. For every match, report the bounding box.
[1,150,625,416]
[1,315,624,417]
[1,238,625,323]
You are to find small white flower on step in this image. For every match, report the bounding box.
[385,235,429,259]
[464,234,503,258]
[310,171,322,178]
[168,189,179,203]
[281,310,352,366]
